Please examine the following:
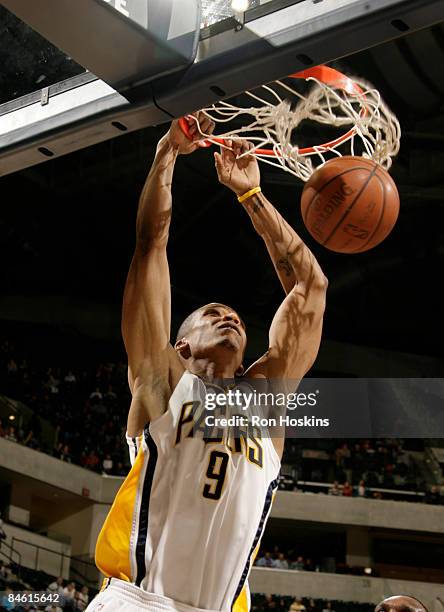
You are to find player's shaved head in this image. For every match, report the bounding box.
[175,303,243,342]
[375,596,428,612]
[176,309,199,343]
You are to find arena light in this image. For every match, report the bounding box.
[231,0,250,11]
[201,1,233,27]
[201,0,253,28]
[364,567,372,575]
[8,414,16,421]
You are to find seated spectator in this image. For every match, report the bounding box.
[365,470,380,487]
[45,605,63,612]
[256,552,277,568]
[274,553,288,570]
[328,481,341,496]
[342,481,353,497]
[0,561,12,581]
[45,368,60,395]
[425,484,441,505]
[356,480,367,498]
[47,576,64,596]
[59,444,73,463]
[102,454,113,474]
[263,594,277,610]
[290,556,305,570]
[322,603,335,612]
[334,443,350,467]
[84,450,100,471]
[4,425,17,442]
[307,599,318,612]
[304,558,314,571]
[0,560,8,579]
[64,371,77,384]
[290,598,306,612]
[75,585,89,611]
[22,427,39,449]
[382,469,395,488]
[1,586,15,611]
[89,387,103,401]
[105,385,117,403]
[0,512,6,545]
[7,358,18,375]
[63,581,76,611]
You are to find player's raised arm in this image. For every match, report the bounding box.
[123,114,213,434]
[215,140,300,296]
[214,139,328,380]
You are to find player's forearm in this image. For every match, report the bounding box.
[241,191,326,291]
[136,135,178,251]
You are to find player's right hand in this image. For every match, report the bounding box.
[167,112,215,155]
[214,139,261,197]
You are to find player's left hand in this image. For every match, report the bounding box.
[167,112,215,155]
[214,139,261,197]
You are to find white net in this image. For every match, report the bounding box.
[189,67,401,182]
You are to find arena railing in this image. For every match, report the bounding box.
[295,480,426,501]
[0,538,22,573]
[10,537,98,587]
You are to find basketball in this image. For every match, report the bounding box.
[301,156,400,253]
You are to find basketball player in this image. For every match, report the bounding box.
[87,113,327,612]
[375,596,428,612]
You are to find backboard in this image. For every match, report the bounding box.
[0,0,443,176]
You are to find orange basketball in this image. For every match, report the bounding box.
[301,156,400,253]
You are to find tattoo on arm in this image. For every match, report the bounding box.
[137,209,172,253]
[276,257,293,278]
[248,196,264,214]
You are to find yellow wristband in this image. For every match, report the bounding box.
[237,186,261,203]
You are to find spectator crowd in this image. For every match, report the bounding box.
[0,338,131,477]
[281,438,444,503]
[253,546,373,577]
[251,594,373,612]
[0,557,374,612]
[0,560,93,611]
[1,336,444,502]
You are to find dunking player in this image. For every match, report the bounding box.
[87,114,327,612]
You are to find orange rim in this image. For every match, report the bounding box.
[179,65,367,157]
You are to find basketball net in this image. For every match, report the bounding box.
[180,65,401,182]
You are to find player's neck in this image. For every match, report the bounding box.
[187,357,239,381]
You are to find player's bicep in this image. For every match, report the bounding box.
[248,281,327,380]
[122,247,171,376]
[270,282,327,377]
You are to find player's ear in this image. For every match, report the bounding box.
[175,338,191,359]
[235,364,245,377]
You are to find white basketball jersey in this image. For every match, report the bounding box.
[95,371,281,611]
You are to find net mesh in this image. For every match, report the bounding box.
[189,69,401,182]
